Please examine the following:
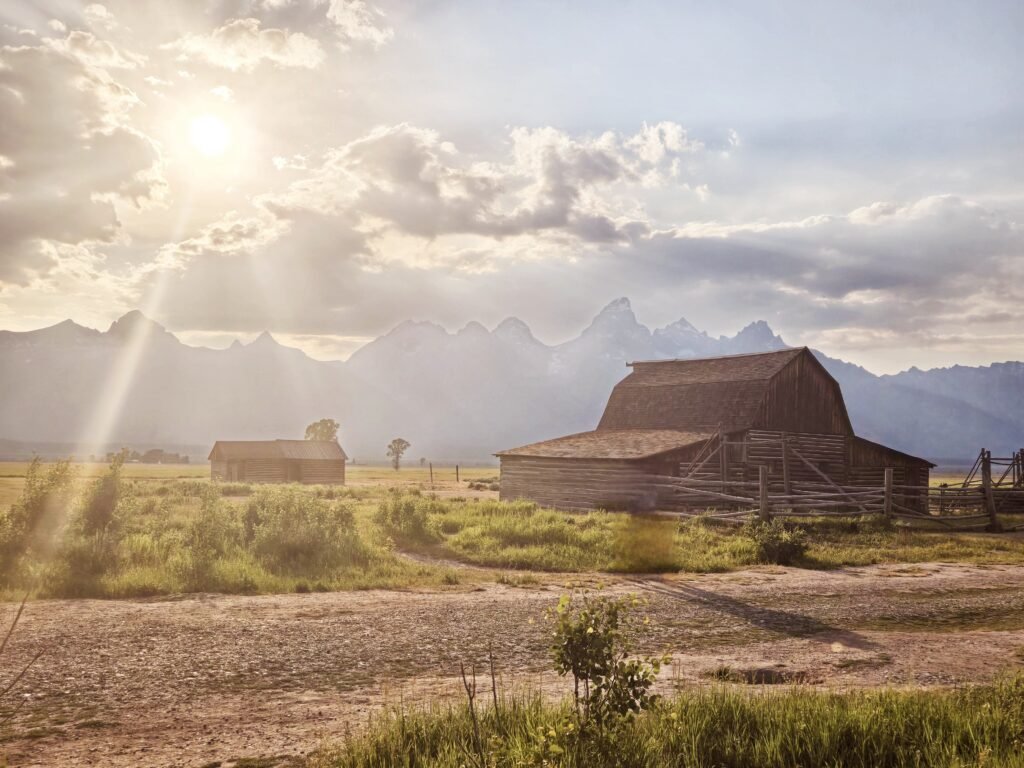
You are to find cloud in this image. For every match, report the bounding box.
[165,17,325,72]
[47,30,145,69]
[83,4,118,30]
[254,121,704,262]
[325,0,393,49]
[0,35,164,285]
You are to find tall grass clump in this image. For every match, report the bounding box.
[244,486,368,574]
[610,515,679,573]
[743,518,808,566]
[374,490,445,543]
[175,486,244,591]
[312,673,1024,768]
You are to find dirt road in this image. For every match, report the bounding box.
[4,562,1024,767]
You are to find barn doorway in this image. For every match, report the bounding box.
[287,461,301,483]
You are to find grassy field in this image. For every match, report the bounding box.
[1,460,1021,600]
[385,493,1024,573]
[0,462,496,507]
[312,677,1024,768]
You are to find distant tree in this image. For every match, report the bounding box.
[419,457,426,467]
[387,438,411,471]
[305,418,340,442]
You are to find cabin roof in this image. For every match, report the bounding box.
[208,439,348,461]
[495,429,712,460]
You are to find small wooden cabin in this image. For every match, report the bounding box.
[497,348,933,511]
[209,439,347,484]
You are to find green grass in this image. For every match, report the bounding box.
[311,675,1024,768]
[392,497,1024,574]
[2,460,1023,600]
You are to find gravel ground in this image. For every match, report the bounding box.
[3,561,1024,767]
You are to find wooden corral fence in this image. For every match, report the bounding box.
[665,446,1024,532]
[955,448,1024,515]
[664,475,1001,531]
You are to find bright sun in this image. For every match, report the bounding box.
[189,114,230,157]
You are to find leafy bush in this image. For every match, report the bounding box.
[0,459,75,585]
[245,486,367,574]
[743,518,808,565]
[42,458,139,595]
[548,594,663,757]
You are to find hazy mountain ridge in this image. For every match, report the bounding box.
[0,300,1020,462]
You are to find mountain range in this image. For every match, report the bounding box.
[1,299,1021,463]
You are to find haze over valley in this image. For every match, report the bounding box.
[2,298,1020,463]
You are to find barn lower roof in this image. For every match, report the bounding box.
[209,439,348,461]
[496,429,712,460]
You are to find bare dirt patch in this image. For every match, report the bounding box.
[3,562,1024,767]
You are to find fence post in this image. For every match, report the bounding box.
[883,468,893,519]
[981,449,1001,532]
[758,465,770,521]
[429,462,434,487]
[456,464,460,483]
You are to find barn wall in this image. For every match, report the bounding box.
[298,459,346,484]
[758,354,853,435]
[499,456,674,511]
[849,438,931,490]
[240,459,288,483]
[740,429,850,484]
[211,461,228,481]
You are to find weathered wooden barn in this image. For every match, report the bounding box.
[497,348,933,511]
[209,439,347,484]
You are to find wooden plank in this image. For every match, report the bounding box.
[884,468,893,519]
[788,447,869,514]
[759,465,770,521]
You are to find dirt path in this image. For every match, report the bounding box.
[4,562,1024,767]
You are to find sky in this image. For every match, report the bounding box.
[0,0,1022,373]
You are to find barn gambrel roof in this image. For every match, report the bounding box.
[597,347,851,434]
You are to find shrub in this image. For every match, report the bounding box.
[743,518,808,565]
[78,455,125,536]
[177,489,241,590]
[0,458,75,585]
[374,491,444,543]
[548,594,663,751]
[245,486,367,574]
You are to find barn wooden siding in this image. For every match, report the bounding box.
[498,456,675,511]
[756,354,852,435]
[297,459,346,484]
